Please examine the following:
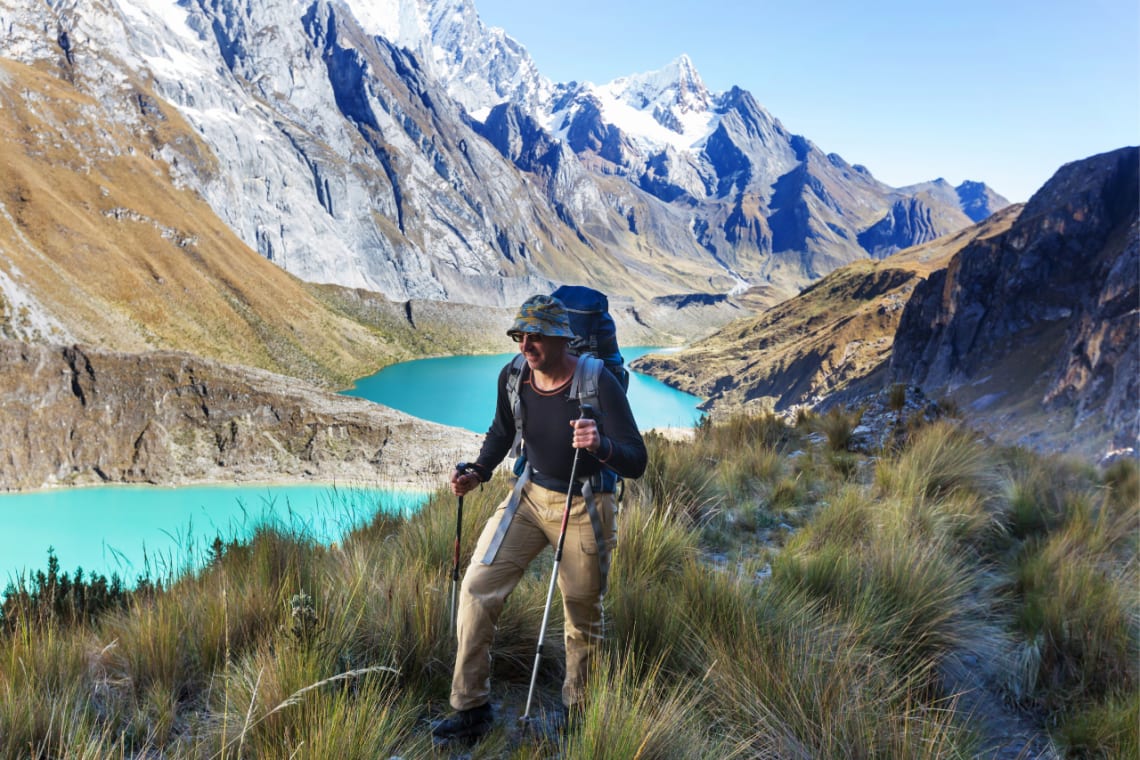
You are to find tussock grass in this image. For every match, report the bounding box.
[1,414,1135,758]
[705,588,975,758]
[564,652,731,759]
[814,406,864,452]
[994,449,1139,724]
[876,422,999,505]
[1056,690,1140,759]
[775,511,984,675]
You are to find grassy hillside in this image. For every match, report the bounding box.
[632,206,1022,417]
[3,411,1135,758]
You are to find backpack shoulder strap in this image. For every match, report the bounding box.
[568,354,604,418]
[506,353,527,457]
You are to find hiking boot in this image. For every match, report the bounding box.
[432,703,493,740]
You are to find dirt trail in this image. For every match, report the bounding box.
[939,652,1060,760]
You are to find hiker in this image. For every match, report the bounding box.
[433,294,647,740]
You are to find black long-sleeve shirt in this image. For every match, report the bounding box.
[471,358,647,489]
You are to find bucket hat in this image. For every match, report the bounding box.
[506,295,575,340]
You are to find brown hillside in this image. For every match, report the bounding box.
[631,206,1022,416]
[0,58,409,388]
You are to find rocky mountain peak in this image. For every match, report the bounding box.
[640,54,710,111]
[956,179,1010,223]
[597,54,712,137]
[1,0,1012,320]
[345,0,552,115]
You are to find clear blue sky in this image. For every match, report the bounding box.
[473,0,1139,202]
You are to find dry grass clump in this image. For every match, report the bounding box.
[0,415,1135,758]
[704,587,975,759]
[565,653,732,759]
[814,406,864,452]
[1002,461,1138,715]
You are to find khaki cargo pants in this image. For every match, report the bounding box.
[450,480,615,711]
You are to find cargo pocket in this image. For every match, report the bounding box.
[579,517,598,555]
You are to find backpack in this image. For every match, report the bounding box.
[552,285,628,391]
[505,285,628,490]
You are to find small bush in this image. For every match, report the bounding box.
[816,406,863,452]
[888,383,908,412]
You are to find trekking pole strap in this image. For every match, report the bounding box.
[481,464,530,565]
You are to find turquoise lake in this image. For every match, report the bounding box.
[0,347,701,585]
[0,485,428,586]
[343,346,704,433]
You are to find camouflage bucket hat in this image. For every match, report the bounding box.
[507,294,575,340]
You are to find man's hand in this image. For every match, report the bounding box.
[570,417,602,454]
[451,468,480,496]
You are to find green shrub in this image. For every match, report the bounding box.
[1056,690,1140,759]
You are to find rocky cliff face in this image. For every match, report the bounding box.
[0,341,481,491]
[0,0,1007,316]
[889,147,1139,457]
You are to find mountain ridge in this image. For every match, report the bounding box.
[632,147,1137,462]
[0,0,1008,317]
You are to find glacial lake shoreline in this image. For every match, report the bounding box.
[1,347,702,583]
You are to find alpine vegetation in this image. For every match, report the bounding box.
[2,412,1134,758]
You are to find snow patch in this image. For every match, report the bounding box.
[119,0,200,43]
[344,0,428,49]
[467,104,492,122]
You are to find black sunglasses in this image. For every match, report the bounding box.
[511,332,544,343]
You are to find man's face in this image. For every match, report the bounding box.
[515,332,566,374]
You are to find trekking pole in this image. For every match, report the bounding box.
[522,404,594,722]
[451,462,475,639]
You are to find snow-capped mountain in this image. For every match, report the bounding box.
[345,0,554,116]
[545,55,716,152]
[0,0,1007,314]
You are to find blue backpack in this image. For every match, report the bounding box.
[552,285,629,392]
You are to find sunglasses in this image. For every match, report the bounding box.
[510,332,544,343]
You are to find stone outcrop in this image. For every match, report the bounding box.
[889,146,1139,457]
[0,341,482,491]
